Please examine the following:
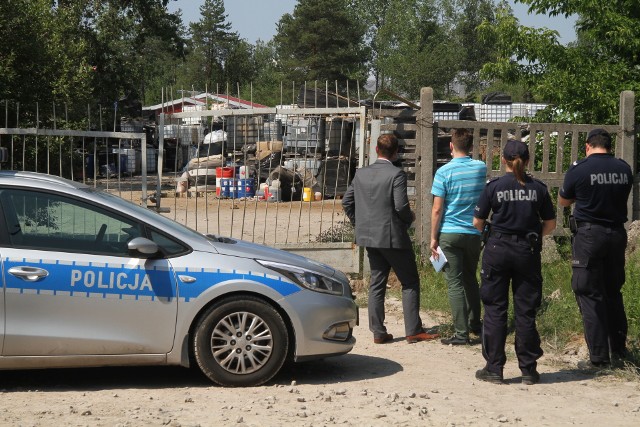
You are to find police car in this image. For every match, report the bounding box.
[0,166,357,386]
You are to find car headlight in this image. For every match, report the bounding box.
[257,260,345,296]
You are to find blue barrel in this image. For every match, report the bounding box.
[236,178,255,198]
[219,177,235,198]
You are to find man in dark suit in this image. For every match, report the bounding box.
[343,134,439,344]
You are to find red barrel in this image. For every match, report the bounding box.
[215,166,235,178]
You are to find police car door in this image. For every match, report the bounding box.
[0,188,178,356]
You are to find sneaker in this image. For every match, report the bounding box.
[440,335,469,346]
[521,369,540,385]
[475,367,504,384]
[406,331,440,344]
[577,360,611,371]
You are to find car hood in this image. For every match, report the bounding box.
[205,235,338,279]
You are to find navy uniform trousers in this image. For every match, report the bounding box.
[571,223,628,362]
[480,234,543,375]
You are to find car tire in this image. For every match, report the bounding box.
[193,295,289,387]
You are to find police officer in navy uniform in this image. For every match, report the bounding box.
[473,139,556,385]
[559,128,633,370]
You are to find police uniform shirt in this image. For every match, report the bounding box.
[560,153,632,225]
[474,173,555,234]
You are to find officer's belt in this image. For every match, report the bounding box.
[488,230,529,241]
[577,221,623,230]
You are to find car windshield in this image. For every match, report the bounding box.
[84,188,210,243]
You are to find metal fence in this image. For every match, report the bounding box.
[1,89,636,275]
[0,101,149,205]
[143,101,366,274]
[0,97,369,276]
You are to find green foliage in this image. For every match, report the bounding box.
[418,254,450,315]
[181,0,251,91]
[536,260,584,345]
[624,250,640,341]
[0,0,185,123]
[418,249,640,359]
[247,41,288,106]
[479,1,640,124]
[375,0,459,98]
[523,129,581,174]
[351,0,500,99]
[0,0,60,106]
[274,0,369,85]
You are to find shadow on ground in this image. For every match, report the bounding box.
[0,354,401,391]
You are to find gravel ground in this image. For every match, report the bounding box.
[1,298,638,427]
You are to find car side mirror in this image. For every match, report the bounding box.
[128,237,159,255]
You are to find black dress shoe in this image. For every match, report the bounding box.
[441,335,469,345]
[521,369,540,385]
[475,367,504,384]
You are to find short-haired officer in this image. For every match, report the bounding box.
[559,128,633,370]
[473,140,556,385]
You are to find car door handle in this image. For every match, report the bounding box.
[8,266,49,281]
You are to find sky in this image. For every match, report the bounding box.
[167,0,577,44]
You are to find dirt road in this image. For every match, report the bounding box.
[1,298,638,426]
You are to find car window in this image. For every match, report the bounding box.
[86,188,209,243]
[0,188,143,256]
[149,230,188,256]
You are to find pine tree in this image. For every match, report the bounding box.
[274,0,369,86]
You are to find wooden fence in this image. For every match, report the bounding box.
[371,88,637,249]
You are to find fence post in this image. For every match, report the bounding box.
[417,87,434,249]
[619,91,636,221]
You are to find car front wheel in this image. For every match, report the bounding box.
[193,296,289,387]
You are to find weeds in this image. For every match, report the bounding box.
[315,220,354,243]
[354,239,640,374]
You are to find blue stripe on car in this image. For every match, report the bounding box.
[2,257,300,301]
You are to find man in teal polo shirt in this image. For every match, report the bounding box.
[430,128,487,345]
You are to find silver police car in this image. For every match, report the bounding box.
[0,170,357,386]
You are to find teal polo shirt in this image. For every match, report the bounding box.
[431,156,486,235]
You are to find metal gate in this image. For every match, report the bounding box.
[154,105,367,275]
[0,126,148,204]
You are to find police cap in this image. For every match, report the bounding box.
[587,128,611,144]
[503,139,529,161]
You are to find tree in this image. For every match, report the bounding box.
[241,40,286,106]
[182,0,255,92]
[0,0,60,109]
[448,0,499,98]
[274,0,369,86]
[348,0,393,92]
[0,1,185,122]
[367,0,460,98]
[479,0,640,124]
[87,1,186,111]
[351,0,501,99]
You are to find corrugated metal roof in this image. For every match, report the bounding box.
[143,92,268,112]
[143,98,206,112]
[193,93,268,109]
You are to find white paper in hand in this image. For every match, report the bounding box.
[429,246,448,272]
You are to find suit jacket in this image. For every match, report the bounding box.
[342,159,414,249]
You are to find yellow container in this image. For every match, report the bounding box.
[302,187,312,202]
